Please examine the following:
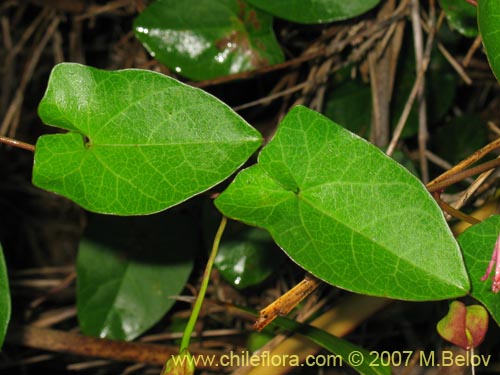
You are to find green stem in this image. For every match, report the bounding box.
[180,215,228,352]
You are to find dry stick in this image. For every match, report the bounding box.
[419,10,473,85]
[67,360,114,372]
[233,82,309,111]
[463,34,483,67]
[427,137,500,188]
[489,121,500,137]
[425,139,500,223]
[27,0,86,13]
[0,135,35,152]
[236,25,374,111]
[75,0,132,21]
[427,158,500,193]
[449,130,500,210]
[253,274,322,332]
[368,0,403,148]
[0,14,61,137]
[433,193,480,225]
[386,13,436,156]
[30,306,77,328]
[437,41,472,85]
[195,9,408,90]
[452,167,496,211]
[1,8,47,115]
[411,0,430,182]
[5,325,220,369]
[425,150,455,171]
[1,16,13,114]
[386,58,429,156]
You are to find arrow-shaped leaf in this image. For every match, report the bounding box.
[215,105,469,300]
[34,63,262,215]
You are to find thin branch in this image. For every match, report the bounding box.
[427,158,500,193]
[5,325,219,368]
[427,137,500,189]
[0,135,35,152]
[432,193,481,224]
[1,13,61,136]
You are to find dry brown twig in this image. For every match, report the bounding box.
[1,11,61,137]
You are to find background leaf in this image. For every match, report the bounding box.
[431,113,488,166]
[134,0,284,81]
[216,105,469,300]
[439,0,478,37]
[478,0,500,82]
[323,79,372,137]
[34,63,262,215]
[214,226,285,289]
[0,243,10,348]
[77,211,195,341]
[271,315,390,375]
[458,215,500,326]
[246,0,380,24]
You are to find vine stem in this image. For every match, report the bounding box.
[0,135,35,152]
[180,215,228,352]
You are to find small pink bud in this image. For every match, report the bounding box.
[481,234,500,293]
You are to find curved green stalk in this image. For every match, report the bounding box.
[180,215,228,351]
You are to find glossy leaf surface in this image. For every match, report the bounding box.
[34,63,262,215]
[479,0,500,82]
[216,106,469,300]
[77,212,195,341]
[134,0,284,80]
[215,226,284,289]
[458,215,500,326]
[246,0,380,24]
[0,244,10,348]
[439,0,478,37]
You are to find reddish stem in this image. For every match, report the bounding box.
[0,135,35,152]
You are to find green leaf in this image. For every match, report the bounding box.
[215,226,285,289]
[34,63,262,215]
[478,0,500,82]
[253,308,390,375]
[458,215,500,326]
[246,0,380,24]
[439,0,478,37]
[0,243,10,349]
[216,105,469,300]
[77,212,195,341]
[134,0,284,81]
